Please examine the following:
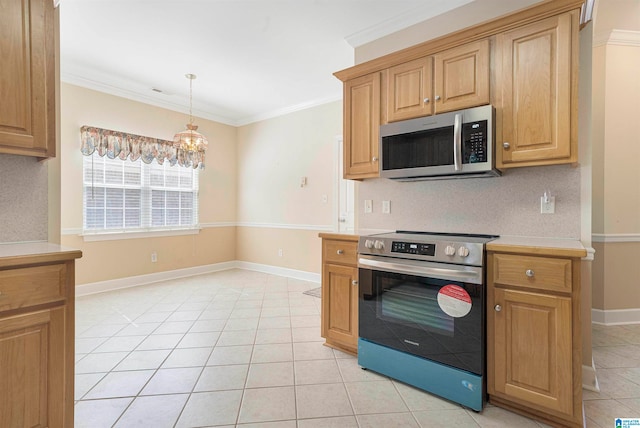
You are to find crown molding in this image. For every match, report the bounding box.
[344,0,474,48]
[593,29,640,48]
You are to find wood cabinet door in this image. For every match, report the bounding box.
[387,57,433,122]
[0,307,66,428]
[497,11,577,167]
[0,0,55,158]
[322,263,358,349]
[434,39,490,113]
[489,287,573,416]
[344,73,380,179]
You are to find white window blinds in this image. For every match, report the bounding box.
[83,152,199,233]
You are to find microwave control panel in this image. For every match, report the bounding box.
[463,120,488,164]
[391,241,436,256]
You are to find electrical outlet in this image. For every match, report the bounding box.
[278,249,283,257]
[151,252,158,263]
[540,196,555,214]
[382,200,391,214]
[364,199,372,213]
[322,194,328,203]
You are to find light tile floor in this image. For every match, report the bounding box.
[74,269,638,427]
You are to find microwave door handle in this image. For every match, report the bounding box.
[453,113,463,171]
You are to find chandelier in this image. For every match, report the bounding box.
[173,73,208,169]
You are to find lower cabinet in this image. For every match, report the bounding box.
[319,234,359,354]
[487,246,584,427]
[0,307,66,427]
[0,246,81,428]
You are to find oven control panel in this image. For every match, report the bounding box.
[391,241,436,256]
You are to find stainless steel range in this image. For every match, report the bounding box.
[357,231,498,411]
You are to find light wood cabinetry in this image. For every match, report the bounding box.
[319,234,359,354]
[334,0,583,180]
[0,0,56,158]
[496,11,578,168]
[0,245,81,428]
[387,57,433,122]
[487,244,585,427]
[387,39,489,123]
[344,73,381,179]
[433,39,490,114]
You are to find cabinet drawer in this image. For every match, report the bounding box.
[323,240,358,266]
[492,254,571,293]
[0,264,67,311]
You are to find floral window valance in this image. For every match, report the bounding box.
[80,126,205,169]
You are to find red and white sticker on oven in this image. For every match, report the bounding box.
[437,284,472,318]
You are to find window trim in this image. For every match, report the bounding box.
[80,227,201,242]
[82,152,200,235]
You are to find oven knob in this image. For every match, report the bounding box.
[364,239,374,249]
[445,245,456,256]
[374,240,385,250]
[457,246,470,257]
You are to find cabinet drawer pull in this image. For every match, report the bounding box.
[525,269,535,277]
[336,250,344,255]
[503,142,511,149]
[352,280,358,286]
[495,304,502,312]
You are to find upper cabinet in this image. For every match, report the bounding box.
[334,0,583,180]
[433,39,490,114]
[343,73,381,179]
[386,57,433,122]
[386,40,489,123]
[496,11,578,168]
[0,0,56,158]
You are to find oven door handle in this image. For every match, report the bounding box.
[358,256,482,284]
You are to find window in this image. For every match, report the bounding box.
[83,152,199,233]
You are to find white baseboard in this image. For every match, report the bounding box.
[235,261,321,284]
[582,359,600,392]
[592,308,640,325]
[75,261,320,297]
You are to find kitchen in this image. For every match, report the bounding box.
[0,0,639,427]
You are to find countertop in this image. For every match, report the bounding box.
[0,241,82,267]
[487,236,587,258]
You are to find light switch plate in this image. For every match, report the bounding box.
[382,200,391,214]
[364,199,372,213]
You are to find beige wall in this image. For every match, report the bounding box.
[59,84,341,284]
[59,83,238,285]
[355,0,542,64]
[591,40,640,311]
[235,101,342,274]
[590,0,640,313]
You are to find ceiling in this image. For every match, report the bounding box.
[59,0,479,126]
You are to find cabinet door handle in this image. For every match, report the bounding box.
[495,304,502,312]
[503,142,511,149]
[372,156,378,162]
[435,95,441,101]
[525,269,535,277]
[336,250,344,255]
[352,280,358,286]
[423,97,430,104]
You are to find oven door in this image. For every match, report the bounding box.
[358,255,485,376]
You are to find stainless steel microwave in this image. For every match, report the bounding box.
[380,105,500,180]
